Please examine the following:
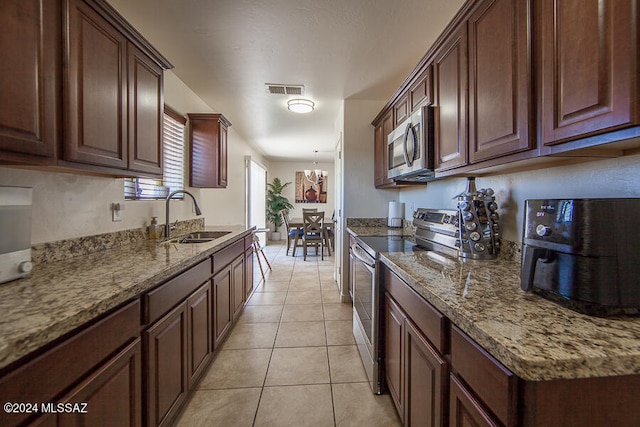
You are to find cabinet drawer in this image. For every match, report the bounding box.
[450,325,517,427]
[144,258,212,324]
[213,239,244,274]
[0,299,140,426]
[382,266,447,353]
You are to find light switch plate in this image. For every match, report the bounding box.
[112,209,122,222]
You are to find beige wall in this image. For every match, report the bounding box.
[0,71,267,244]
[398,153,640,242]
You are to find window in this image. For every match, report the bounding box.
[124,106,186,199]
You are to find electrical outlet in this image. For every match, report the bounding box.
[111,202,123,222]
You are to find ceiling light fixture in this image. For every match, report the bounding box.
[304,150,328,184]
[287,98,315,114]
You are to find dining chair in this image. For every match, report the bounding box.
[302,208,318,213]
[302,211,324,260]
[280,210,302,256]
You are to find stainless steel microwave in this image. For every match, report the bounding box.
[387,105,435,182]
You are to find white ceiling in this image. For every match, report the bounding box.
[107,0,465,162]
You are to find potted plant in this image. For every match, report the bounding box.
[266,177,294,241]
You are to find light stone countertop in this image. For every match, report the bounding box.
[0,225,253,370]
[346,223,640,381]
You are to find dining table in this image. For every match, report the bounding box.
[288,217,334,257]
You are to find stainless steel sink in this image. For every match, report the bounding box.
[165,231,231,244]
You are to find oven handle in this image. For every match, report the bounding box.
[351,244,376,269]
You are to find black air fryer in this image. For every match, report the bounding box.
[521,199,640,316]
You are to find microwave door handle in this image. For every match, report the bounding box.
[402,122,414,167]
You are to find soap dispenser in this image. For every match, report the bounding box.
[148,217,159,239]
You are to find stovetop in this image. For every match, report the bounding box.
[356,235,421,258]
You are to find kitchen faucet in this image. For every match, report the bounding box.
[165,190,203,239]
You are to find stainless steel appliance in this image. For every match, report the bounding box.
[350,235,419,394]
[0,186,33,284]
[386,105,435,182]
[521,198,640,316]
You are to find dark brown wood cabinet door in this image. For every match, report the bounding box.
[58,339,142,427]
[468,0,533,163]
[189,113,231,188]
[64,0,128,169]
[218,123,228,187]
[449,374,500,427]
[410,66,434,111]
[187,282,212,389]
[145,302,188,427]
[374,121,386,187]
[374,111,397,188]
[244,248,254,300]
[232,255,245,320]
[384,293,405,421]
[405,319,448,427]
[434,24,468,172]
[213,265,233,348]
[128,44,163,176]
[394,93,410,127]
[0,0,59,164]
[538,0,637,147]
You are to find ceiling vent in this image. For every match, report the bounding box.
[265,84,305,95]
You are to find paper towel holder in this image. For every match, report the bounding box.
[388,201,404,228]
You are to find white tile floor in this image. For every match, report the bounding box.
[175,240,401,427]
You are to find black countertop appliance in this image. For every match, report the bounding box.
[521,198,640,316]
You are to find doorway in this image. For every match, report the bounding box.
[246,157,267,247]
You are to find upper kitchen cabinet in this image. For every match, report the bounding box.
[189,113,232,188]
[433,23,468,172]
[537,0,639,151]
[468,0,533,163]
[0,0,60,165]
[373,110,394,188]
[409,66,433,112]
[63,0,171,177]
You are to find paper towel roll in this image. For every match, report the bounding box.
[388,201,404,228]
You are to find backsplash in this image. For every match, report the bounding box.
[31,218,205,265]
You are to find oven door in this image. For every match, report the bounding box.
[350,243,381,394]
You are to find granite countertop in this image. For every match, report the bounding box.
[383,251,640,381]
[348,224,640,382]
[0,225,253,371]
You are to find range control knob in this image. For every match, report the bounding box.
[18,261,33,274]
[488,202,498,211]
[536,224,552,237]
[459,201,471,211]
[463,212,474,222]
[469,231,482,241]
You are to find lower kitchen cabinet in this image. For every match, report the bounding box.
[58,338,142,427]
[213,265,233,348]
[187,282,212,389]
[449,373,499,427]
[0,300,141,427]
[244,245,254,300]
[145,301,188,427]
[405,318,448,427]
[384,291,448,427]
[232,255,245,321]
[384,293,405,420]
